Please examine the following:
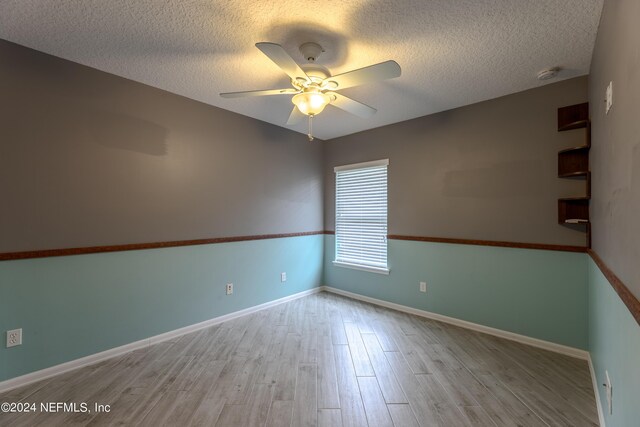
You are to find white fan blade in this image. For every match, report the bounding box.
[287,106,306,125]
[256,42,309,82]
[220,88,298,98]
[329,92,377,118]
[323,60,401,90]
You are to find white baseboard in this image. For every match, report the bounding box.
[587,354,607,427]
[0,287,321,394]
[321,286,589,360]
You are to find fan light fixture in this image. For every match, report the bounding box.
[292,89,330,116]
[220,42,402,141]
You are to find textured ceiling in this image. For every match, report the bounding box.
[0,0,603,140]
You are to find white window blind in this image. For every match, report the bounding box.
[334,159,389,274]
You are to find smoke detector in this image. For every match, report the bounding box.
[537,67,560,80]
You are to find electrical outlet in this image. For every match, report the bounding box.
[226,283,233,295]
[419,281,427,293]
[6,328,22,348]
[606,81,613,114]
[604,370,613,415]
[281,272,287,282]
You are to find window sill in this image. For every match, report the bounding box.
[332,261,390,275]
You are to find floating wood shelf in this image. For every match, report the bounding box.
[558,171,589,178]
[558,103,589,131]
[558,145,590,177]
[558,197,590,224]
[564,219,589,224]
[557,102,591,247]
[558,145,590,154]
[558,120,589,132]
[559,196,590,201]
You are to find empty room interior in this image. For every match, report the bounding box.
[1,1,639,426]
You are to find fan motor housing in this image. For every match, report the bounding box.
[301,64,330,80]
[294,64,331,88]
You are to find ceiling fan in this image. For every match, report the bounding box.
[220,42,401,140]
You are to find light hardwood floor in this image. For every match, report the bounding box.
[0,291,599,426]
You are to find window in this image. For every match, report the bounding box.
[334,159,389,274]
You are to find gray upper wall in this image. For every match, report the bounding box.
[0,40,323,253]
[324,77,589,247]
[589,0,640,298]
[1,37,592,253]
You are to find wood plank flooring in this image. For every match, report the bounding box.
[0,292,599,426]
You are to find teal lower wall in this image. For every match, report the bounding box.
[588,257,640,427]
[324,235,588,349]
[0,235,323,382]
[8,230,639,421]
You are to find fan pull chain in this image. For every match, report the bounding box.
[308,114,314,141]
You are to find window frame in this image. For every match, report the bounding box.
[333,159,389,275]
